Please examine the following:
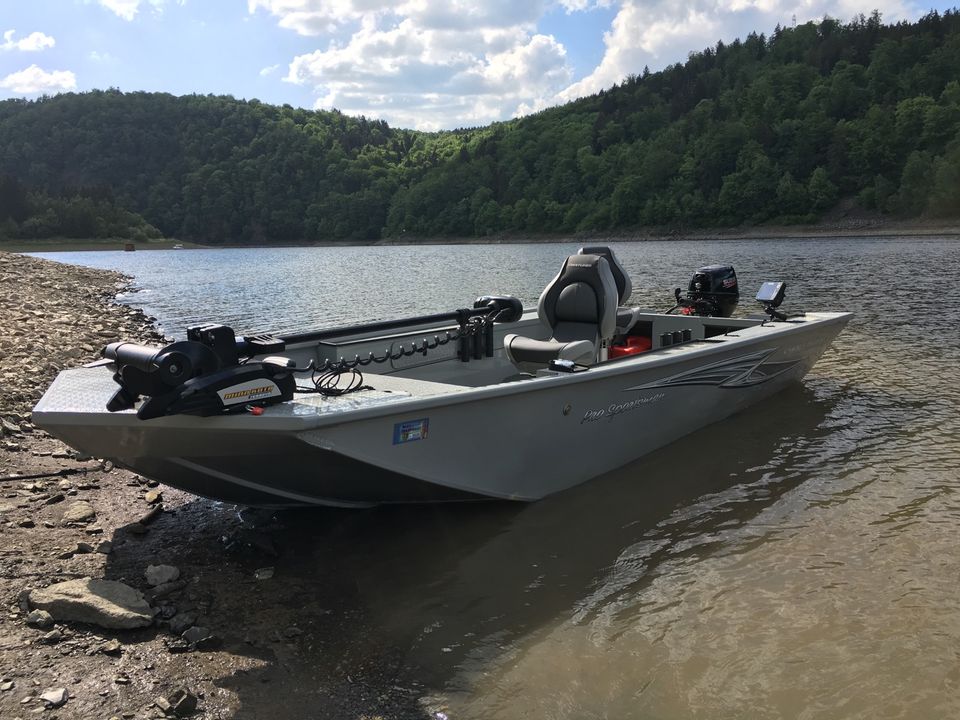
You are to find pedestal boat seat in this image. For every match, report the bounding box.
[503,253,619,372]
[577,245,641,335]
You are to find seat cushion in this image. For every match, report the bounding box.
[503,334,595,372]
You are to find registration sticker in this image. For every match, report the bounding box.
[393,418,429,444]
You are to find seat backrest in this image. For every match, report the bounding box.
[578,246,632,304]
[538,254,619,341]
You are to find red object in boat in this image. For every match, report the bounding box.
[609,336,652,358]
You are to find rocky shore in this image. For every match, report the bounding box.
[0,253,431,720]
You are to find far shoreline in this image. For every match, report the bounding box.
[5,219,958,253]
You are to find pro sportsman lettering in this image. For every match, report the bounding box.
[581,393,665,423]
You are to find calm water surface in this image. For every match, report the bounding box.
[33,238,960,718]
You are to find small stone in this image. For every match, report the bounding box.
[144,489,162,504]
[145,564,180,587]
[26,609,54,628]
[44,493,65,505]
[39,687,68,707]
[0,418,20,435]
[17,518,35,528]
[181,626,212,644]
[254,567,274,581]
[282,626,302,638]
[96,540,113,554]
[148,580,187,601]
[114,675,130,685]
[1,680,14,691]
[100,639,123,656]
[155,696,172,713]
[41,628,64,644]
[60,501,95,525]
[76,542,95,554]
[168,688,198,717]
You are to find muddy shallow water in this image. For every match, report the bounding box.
[31,236,960,718]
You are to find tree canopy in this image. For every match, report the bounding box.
[2,10,960,243]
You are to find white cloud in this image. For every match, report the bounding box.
[248,0,396,35]
[96,0,185,21]
[260,63,281,76]
[89,50,116,62]
[98,0,141,20]
[0,64,77,94]
[1,30,56,52]
[258,1,569,128]
[558,0,922,103]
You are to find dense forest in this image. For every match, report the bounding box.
[1,10,960,243]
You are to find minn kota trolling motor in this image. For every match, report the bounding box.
[103,325,296,420]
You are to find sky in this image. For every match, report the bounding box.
[0,0,955,130]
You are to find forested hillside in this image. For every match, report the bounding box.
[2,10,960,243]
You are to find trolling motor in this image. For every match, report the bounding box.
[670,265,740,317]
[104,325,296,420]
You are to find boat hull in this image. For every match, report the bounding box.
[33,312,850,507]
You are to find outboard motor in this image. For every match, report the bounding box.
[672,265,739,317]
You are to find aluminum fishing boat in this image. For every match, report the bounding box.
[33,247,850,507]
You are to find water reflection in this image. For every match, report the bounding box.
[253,385,832,718]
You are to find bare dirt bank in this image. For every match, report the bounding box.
[0,252,432,720]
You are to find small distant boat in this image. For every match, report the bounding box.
[123,243,135,252]
[172,243,184,250]
[33,247,850,508]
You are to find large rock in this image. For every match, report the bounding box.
[28,578,154,629]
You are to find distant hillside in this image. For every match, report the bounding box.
[1,10,959,243]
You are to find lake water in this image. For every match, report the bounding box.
[31,238,960,718]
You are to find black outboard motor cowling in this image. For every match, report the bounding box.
[687,265,739,317]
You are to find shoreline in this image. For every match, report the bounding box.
[1,251,424,719]
[3,220,958,253]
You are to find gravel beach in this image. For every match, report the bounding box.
[0,252,431,720]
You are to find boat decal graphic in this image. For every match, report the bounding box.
[624,349,801,391]
[393,418,429,444]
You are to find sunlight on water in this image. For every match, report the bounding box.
[31,237,960,718]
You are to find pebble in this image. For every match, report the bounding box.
[145,564,180,587]
[167,688,198,717]
[26,609,54,628]
[41,628,64,644]
[100,639,123,656]
[181,626,213,644]
[144,489,162,504]
[60,500,96,524]
[254,567,274,581]
[39,687,68,707]
[1,680,14,691]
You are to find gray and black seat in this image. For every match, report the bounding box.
[504,253,619,372]
[577,245,640,334]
